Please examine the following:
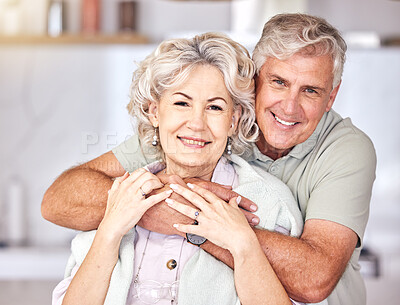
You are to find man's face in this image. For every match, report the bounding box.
[255,53,340,158]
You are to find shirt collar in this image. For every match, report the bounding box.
[245,111,329,162]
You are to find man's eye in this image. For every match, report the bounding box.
[273,79,285,86]
[305,88,317,94]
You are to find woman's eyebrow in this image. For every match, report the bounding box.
[208,96,227,104]
[173,92,192,100]
[173,92,227,104]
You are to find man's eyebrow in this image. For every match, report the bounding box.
[266,73,287,82]
[266,73,326,92]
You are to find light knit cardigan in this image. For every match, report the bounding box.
[64,154,321,305]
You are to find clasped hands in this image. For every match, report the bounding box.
[101,168,260,249]
[138,171,260,241]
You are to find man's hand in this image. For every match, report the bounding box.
[138,184,194,236]
[185,178,260,226]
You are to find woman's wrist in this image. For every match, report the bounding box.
[230,229,260,263]
[97,221,124,247]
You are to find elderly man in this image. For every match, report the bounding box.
[42,13,376,305]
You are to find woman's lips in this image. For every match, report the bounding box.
[178,136,210,147]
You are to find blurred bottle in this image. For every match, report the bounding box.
[48,0,65,37]
[82,0,100,34]
[5,177,27,247]
[119,1,137,32]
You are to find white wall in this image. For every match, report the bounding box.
[0,44,156,247]
[334,48,400,254]
[307,0,400,39]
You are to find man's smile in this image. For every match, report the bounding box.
[272,112,299,127]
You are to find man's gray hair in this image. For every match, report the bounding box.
[253,13,347,88]
[127,32,258,160]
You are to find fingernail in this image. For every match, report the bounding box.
[252,217,259,225]
[187,183,194,189]
[173,224,179,228]
[250,204,257,212]
[236,196,242,204]
[165,190,173,195]
[170,184,179,190]
[165,198,174,205]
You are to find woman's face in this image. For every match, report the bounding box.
[149,65,239,180]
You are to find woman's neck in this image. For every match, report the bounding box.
[164,159,215,181]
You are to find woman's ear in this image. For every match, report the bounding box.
[228,107,241,136]
[148,102,159,127]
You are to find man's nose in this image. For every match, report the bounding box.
[282,90,301,114]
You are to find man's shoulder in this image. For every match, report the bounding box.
[311,110,376,172]
[317,110,375,154]
[112,134,158,172]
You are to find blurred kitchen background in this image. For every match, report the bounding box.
[0,0,399,304]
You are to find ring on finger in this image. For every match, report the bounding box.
[139,187,146,197]
[194,210,200,221]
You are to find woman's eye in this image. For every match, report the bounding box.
[174,101,189,106]
[208,105,223,111]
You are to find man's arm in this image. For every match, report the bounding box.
[256,219,357,302]
[41,151,125,230]
[198,218,357,303]
[42,149,259,232]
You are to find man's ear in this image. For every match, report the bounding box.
[148,102,159,127]
[228,107,242,136]
[326,81,341,112]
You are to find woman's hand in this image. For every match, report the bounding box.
[166,183,257,257]
[98,168,173,240]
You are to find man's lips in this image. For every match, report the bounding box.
[178,136,210,147]
[271,112,299,126]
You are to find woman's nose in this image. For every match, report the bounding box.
[186,109,206,131]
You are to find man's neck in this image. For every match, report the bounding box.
[256,139,292,161]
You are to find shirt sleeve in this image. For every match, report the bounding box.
[52,264,80,305]
[305,131,377,247]
[112,134,158,172]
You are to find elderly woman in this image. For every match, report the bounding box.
[53,33,303,305]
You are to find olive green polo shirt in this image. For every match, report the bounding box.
[240,109,376,305]
[112,109,376,305]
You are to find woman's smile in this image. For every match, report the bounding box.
[178,136,210,148]
[148,65,238,180]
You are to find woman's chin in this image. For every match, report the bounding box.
[165,154,218,179]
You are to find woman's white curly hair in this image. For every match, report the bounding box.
[127,32,258,160]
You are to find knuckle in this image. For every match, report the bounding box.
[142,171,154,179]
[195,180,209,189]
[132,168,146,175]
[169,175,183,184]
